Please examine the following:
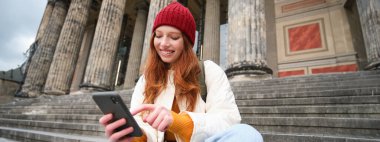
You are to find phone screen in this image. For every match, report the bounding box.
[92,92,143,137]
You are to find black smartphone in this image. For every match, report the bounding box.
[92,92,143,137]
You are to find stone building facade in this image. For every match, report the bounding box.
[18,0,379,97]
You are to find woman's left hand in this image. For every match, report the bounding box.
[131,104,173,132]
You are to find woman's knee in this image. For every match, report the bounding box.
[230,124,263,141]
[206,124,263,142]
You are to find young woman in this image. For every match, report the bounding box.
[99,2,263,142]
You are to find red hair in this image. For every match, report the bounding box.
[143,33,200,111]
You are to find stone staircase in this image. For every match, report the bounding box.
[0,70,379,141]
[231,70,380,142]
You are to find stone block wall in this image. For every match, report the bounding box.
[0,79,19,104]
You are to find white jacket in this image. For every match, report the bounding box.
[130,60,241,142]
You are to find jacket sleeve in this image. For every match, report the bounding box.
[186,60,242,141]
[130,76,158,141]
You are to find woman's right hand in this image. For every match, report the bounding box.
[99,114,134,142]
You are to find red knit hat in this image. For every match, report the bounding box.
[152,2,196,45]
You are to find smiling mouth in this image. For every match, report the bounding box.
[161,50,174,56]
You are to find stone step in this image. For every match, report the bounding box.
[0,138,18,142]
[231,70,380,86]
[232,79,380,92]
[239,104,380,118]
[0,104,99,110]
[3,96,132,107]
[232,77,380,90]
[234,87,380,100]
[32,95,131,104]
[261,132,380,142]
[0,108,102,115]
[236,95,380,106]
[241,113,380,118]
[232,75,380,87]
[235,87,380,99]
[0,118,103,136]
[57,91,133,101]
[0,91,133,107]
[0,114,100,124]
[231,71,380,87]
[0,126,107,142]
[30,101,97,106]
[244,117,380,139]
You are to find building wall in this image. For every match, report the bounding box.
[21,0,373,95]
[0,79,18,104]
[275,0,358,77]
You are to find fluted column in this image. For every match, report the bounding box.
[43,0,92,95]
[123,5,148,89]
[139,0,172,74]
[203,0,220,64]
[226,0,272,81]
[80,0,126,91]
[18,0,69,97]
[35,0,55,41]
[357,0,380,70]
[70,25,96,93]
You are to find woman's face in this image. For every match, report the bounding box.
[154,26,185,64]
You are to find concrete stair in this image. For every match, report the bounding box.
[0,71,379,141]
[232,70,380,141]
[0,92,130,142]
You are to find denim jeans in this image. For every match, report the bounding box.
[205,124,263,142]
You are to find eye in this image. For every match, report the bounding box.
[171,36,180,40]
[154,34,163,38]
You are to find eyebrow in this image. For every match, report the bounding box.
[155,30,182,35]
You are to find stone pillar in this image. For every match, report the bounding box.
[139,0,172,74]
[264,0,277,77]
[357,0,380,70]
[43,0,92,95]
[226,0,272,81]
[35,0,55,41]
[70,25,96,93]
[18,0,69,97]
[203,0,220,64]
[123,4,148,89]
[80,0,126,91]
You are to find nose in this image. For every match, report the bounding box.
[160,37,170,48]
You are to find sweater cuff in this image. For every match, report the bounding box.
[131,130,147,142]
[168,111,194,141]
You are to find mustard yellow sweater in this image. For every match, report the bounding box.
[132,98,194,142]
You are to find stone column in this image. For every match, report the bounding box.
[226,0,272,81]
[123,4,148,89]
[35,0,55,41]
[80,0,126,91]
[357,0,380,70]
[18,0,69,97]
[43,0,92,95]
[139,0,172,74]
[70,25,96,93]
[203,0,220,64]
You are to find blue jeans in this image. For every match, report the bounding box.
[205,124,263,142]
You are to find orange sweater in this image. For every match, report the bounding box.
[132,98,194,142]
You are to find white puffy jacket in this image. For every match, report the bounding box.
[130,60,241,142]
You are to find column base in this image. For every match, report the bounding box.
[365,60,380,70]
[229,74,272,82]
[43,89,67,96]
[225,63,273,81]
[79,83,111,92]
[70,90,84,95]
[15,91,40,98]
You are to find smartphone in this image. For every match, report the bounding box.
[92,92,143,137]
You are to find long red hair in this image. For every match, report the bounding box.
[143,32,200,111]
